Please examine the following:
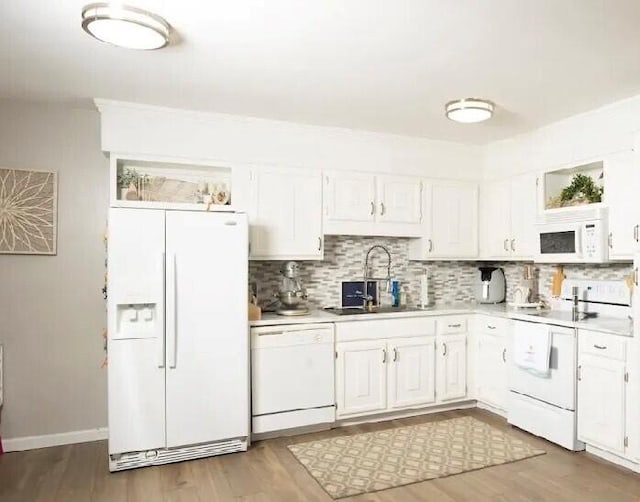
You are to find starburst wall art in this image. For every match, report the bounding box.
[0,168,58,255]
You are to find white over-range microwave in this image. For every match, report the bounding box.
[535,207,609,263]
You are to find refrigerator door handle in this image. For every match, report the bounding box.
[167,253,178,369]
[158,252,166,368]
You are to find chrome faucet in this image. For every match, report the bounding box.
[363,245,392,309]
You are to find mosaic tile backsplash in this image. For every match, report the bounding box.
[249,235,634,309]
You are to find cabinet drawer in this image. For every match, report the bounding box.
[479,316,509,335]
[336,318,436,342]
[437,316,467,335]
[579,330,626,361]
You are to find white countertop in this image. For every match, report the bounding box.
[250,303,634,337]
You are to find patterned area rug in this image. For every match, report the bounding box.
[287,416,545,499]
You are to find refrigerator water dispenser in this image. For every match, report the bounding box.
[115,303,158,339]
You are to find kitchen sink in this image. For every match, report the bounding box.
[323,306,427,316]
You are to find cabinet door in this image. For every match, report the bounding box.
[324,171,376,224]
[376,175,422,224]
[336,340,387,417]
[479,180,511,259]
[437,334,467,401]
[250,167,323,259]
[510,173,538,259]
[577,354,626,453]
[429,182,478,258]
[606,151,639,260]
[387,336,436,409]
[475,333,507,410]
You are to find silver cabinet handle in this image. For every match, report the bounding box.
[428,239,433,253]
[448,323,462,328]
[635,224,639,243]
[593,344,607,350]
[442,343,447,357]
[510,239,516,252]
[318,236,322,251]
[487,325,496,330]
[635,268,639,287]
[502,348,507,362]
[577,365,582,381]
[380,202,386,216]
[393,347,398,362]
[382,348,387,363]
[370,201,375,215]
[503,239,509,252]
[608,232,613,249]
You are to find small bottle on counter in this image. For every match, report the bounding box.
[391,280,400,307]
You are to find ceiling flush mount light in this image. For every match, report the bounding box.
[81,3,171,50]
[445,98,495,123]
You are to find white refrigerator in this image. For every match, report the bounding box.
[107,208,249,471]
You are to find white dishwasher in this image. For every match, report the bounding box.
[251,323,335,434]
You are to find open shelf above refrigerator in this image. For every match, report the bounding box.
[110,155,233,211]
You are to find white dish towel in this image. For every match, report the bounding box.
[513,322,552,377]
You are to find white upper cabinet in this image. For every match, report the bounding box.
[248,167,323,260]
[325,171,376,224]
[480,179,512,259]
[605,150,640,260]
[510,173,538,258]
[376,175,422,225]
[479,173,537,260]
[410,181,479,259]
[323,171,423,237]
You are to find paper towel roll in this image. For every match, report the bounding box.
[419,269,429,308]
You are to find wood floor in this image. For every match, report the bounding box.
[2,409,640,502]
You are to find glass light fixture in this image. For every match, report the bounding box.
[81,3,170,50]
[445,98,495,123]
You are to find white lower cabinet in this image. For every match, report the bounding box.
[577,330,628,456]
[335,318,471,419]
[336,340,387,416]
[436,334,467,401]
[474,317,509,411]
[388,337,437,409]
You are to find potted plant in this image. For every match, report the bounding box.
[117,168,150,201]
[560,173,603,207]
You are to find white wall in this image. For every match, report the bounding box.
[97,100,482,180]
[483,94,640,179]
[0,101,108,443]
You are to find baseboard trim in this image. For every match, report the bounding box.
[3,427,108,452]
